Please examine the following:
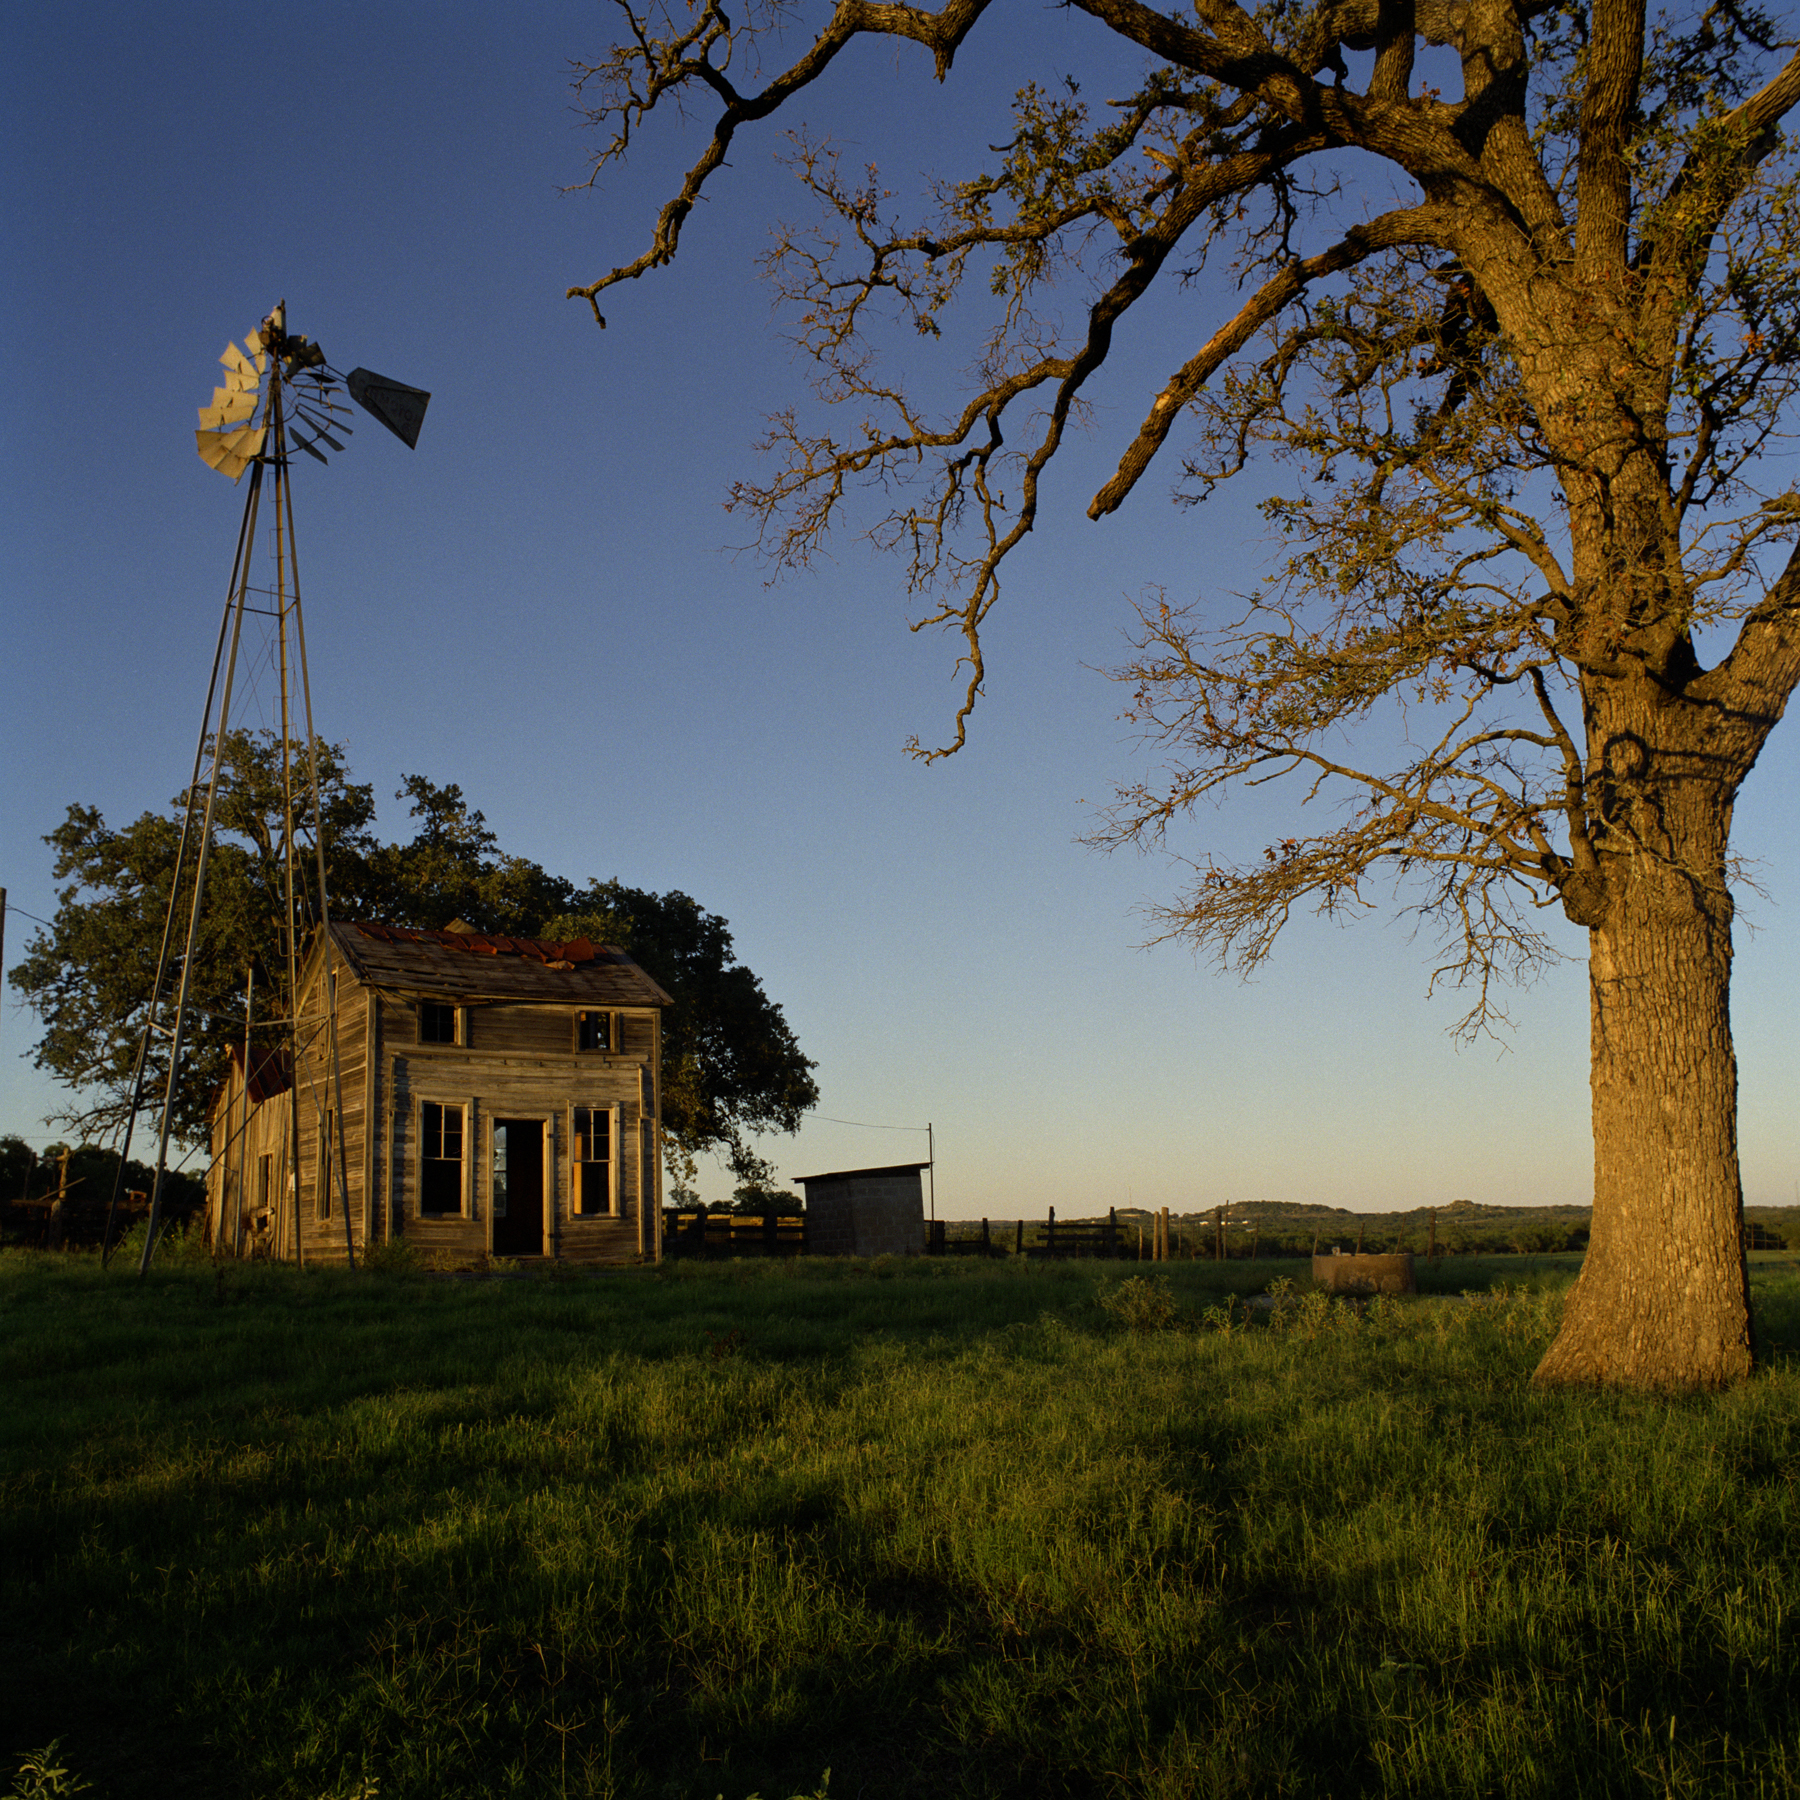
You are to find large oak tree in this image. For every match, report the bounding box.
[568,0,1800,1388]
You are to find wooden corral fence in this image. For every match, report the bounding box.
[1,1189,151,1252]
[661,1210,807,1259]
[929,1208,1137,1259]
[929,1206,1263,1261]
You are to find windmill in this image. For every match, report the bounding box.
[105,301,430,1274]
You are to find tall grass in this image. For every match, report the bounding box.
[3,1252,1797,1799]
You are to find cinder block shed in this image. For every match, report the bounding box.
[794,1163,927,1257]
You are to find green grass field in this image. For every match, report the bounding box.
[4,1251,1798,1800]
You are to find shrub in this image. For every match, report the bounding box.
[1100,1275,1180,1333]
[359,1238,423,1275]
[113,1216,211,1266]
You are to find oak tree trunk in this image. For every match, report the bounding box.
[1535,694,1754,1389]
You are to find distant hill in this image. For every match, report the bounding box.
[1024,1198,1799,1256]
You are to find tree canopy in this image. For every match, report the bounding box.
[10,732,817,1178]
[569,0,1800,1389]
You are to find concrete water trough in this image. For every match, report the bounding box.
[1313,1251,1417,1296]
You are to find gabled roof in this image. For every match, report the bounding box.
[323,920,673,1007]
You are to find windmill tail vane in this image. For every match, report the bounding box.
[195,299,431,480]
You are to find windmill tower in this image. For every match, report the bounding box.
[104,302,429,1272]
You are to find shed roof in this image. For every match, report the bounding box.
[794,1163,931,1185]
[324,920,673,1007]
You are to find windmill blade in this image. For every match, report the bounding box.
[293,401,349,435]
[242,335,268,369]
[220,342,262,387]
[199,387,259,429]
[196,421,267,481]
[300,421,346,453]
[288,430,329,465]
[346,368,429,449]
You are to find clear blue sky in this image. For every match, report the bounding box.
[3,3,1794,1215]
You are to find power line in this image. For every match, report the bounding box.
[815,1114,931,1132]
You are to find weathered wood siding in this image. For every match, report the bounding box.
[290,970,372,1267]
[223,953,663,1268]
[207,1075,296,1258]
[379,993,661,1265]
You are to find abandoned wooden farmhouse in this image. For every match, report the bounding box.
[206,920,671,1265]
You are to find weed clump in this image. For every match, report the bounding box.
[359,1238,423,1276]
[1100,1275,1180,1333]
[7,1741,92,1798]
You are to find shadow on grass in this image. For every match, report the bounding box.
[3,1250,1798,1799]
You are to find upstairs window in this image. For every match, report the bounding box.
[420,1101,464,1215]
[576,1010,612,1053]
[419,1001,458,1045]
[573,1105,613,1216]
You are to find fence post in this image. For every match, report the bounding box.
[1047,1206,1056,1255]
[1015,1217,1024,1256]
[1107,1206,1117,1258]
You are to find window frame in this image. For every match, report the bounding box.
[418,1098,468,1218]
[575,1009,616,1054]
[418,1000,462,1047]
[570,1102,620,1219]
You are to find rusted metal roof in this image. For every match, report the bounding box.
[227,1042,293,1103]
[326,920,672,1006]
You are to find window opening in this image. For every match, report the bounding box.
[577,1011,611,1053]
[421,1101,464,1215]
[573,1106,612,1216]
[420,1002,457,1044]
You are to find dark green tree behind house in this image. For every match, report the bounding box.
[9,731,817,1177]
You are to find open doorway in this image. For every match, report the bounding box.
[491,1119,545,1257]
